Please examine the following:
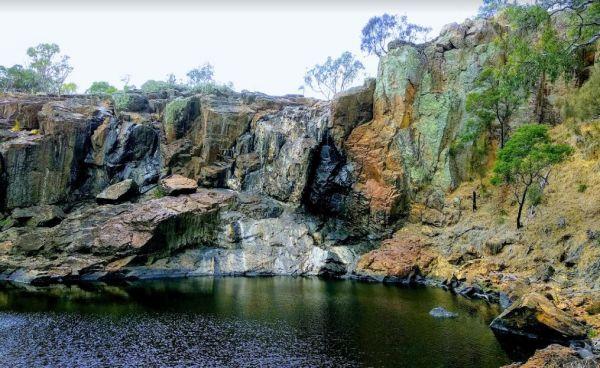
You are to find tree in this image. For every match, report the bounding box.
[478,0,513,18]
[121,74,135,92]
[492,124,572,228]
[504,5,573,123]
[86,81,117,94]
[304,52,365,100]
[466,62,527,148]
[361,14,431,57]
[186,63,214,86]
[0,64,40,92]
[26,43,73,94]
[540,0,600,51]
[61,82,77,94]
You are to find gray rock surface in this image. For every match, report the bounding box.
[429,307,458,318]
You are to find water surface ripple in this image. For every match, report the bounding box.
[0,277,513,367]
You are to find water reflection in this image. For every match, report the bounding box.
[0,277,514,367]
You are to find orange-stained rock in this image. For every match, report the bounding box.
[501,344,587,368]
[355,233,435,280]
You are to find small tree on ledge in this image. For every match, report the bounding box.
[491,124,572,229]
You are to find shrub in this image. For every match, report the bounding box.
[564,65,600,121]
[153,185,166,199]
[10,119,21,132]
[141,80,179,93]
[577,183,588,193]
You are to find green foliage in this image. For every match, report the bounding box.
[153,185,166,199]
[26,43,73,94]
[478,0,511,18]
[493,125,573,182]
[189,82,233,95]
[564,65,600,121]
[304,51,364,100]
[0,64,40,92]
[112,93,136,112]
[86,81,117,95]
[577,183,587,193]
[186,63,214,86]
[140,79,180,93]
[360,14,431,57]
[0,43,72,94]
[527,183,543,206]
[493,124,573,228]
[10,120,21,132]
[61,82,77,94]
[466,60,527,148]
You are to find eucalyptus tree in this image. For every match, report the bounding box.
[360,14,431,57]
[304,51,364,100]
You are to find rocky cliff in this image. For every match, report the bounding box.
[0,17,598,351]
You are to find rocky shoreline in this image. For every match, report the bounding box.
[1,16,599,367]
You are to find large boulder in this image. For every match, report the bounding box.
[490,292,588,341]
[11,205,65,227]
[501,344,593,368]
[160,174,197,196]
[96,179,138,204]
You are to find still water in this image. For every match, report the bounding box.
[0,277,515,367]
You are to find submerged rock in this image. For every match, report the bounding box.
[429,307,458,318]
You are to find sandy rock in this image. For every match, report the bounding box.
[160,174,198,196]
[490,292,588,341]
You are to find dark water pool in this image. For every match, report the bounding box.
[0,277,518,367]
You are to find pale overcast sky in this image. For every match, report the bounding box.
[0,1,482,97]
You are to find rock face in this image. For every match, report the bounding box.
[0,96,160,209]
[491,293,588,341]
[354,233,435,282]
[336,19,498,230]
[0,189,354,283]
[0,15,598,350]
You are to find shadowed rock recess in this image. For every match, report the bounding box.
[1,17,599,352]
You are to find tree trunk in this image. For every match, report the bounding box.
[516,185,529,229]
[535,73,546,124]
[472,191,477,212]
[500,119,505,148]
